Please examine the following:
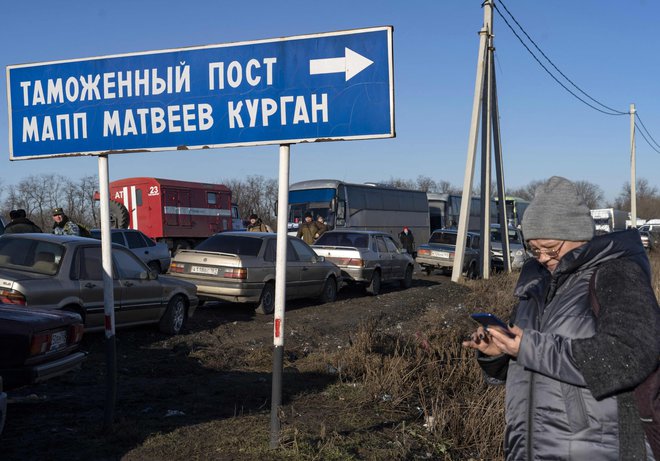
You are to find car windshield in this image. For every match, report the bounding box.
[314,232,370,248]
[195,235,263,256]
[0,237,64,275]
[429,232,457,245]
[490,228,522,244]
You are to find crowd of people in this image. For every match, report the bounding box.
[3,207,86,236]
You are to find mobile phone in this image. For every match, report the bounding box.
[470,313,515,338]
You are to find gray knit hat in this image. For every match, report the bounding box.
[522,176,595,241]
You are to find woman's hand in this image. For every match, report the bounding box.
[462,324,524,358]
[462,326,504,356]
[487,324,523,358]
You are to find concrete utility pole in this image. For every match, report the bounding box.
[630,103,637,227]
[453,0,510,282]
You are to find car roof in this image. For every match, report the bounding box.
[91,228,142,233]
[215,231,274,237]
[0,232,128,250]
[432,228,479,236]
[0,233,92,244]
[322,230,386,236]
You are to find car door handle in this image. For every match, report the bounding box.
[84,282,97,288]
[124,281,134,287]
[302,267,309,271]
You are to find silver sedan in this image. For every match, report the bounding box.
[0,233,198,335]
[168,232,341,314]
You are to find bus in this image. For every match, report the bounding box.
[427,193,498,232]
[287,180,430,243]
[495,196,529,228]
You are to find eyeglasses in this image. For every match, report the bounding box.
[529,241,565,259]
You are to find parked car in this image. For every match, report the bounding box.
[416,229,481,278]
[490,224,529,270]
[640,230,654,252]
[639,224,660,251]
[168,232,341,314]
[90,228,171,273]
[0,305,86,390]
[0,234,198,335]
[311,230,415,295]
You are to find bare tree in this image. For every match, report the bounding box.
[3,174,99,231]
[613,178,660,219]
[222,175,278,229]
[507,179,545,202]
[507,179,603,209]
[573,180,604,210]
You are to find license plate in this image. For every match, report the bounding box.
[50,331,67,351]
[431,251,450,258]
[191,266,219,275]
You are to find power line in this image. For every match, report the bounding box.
[635,122,660,155]
[494,0,660,158]
[493,0,628,116]
[635,113,660,150]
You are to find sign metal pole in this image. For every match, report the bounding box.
[98,154,117,430]
[270,144,290,448]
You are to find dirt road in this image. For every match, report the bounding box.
[1,272,475,460]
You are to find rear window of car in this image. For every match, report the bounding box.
[429,232,458,245]
[195,235,263,256]
[0,238,64,275]
[314,232,370,248]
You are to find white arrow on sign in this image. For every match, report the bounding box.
[309,47,374,81]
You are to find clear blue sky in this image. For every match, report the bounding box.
[2,0,658,204]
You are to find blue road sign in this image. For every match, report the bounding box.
[6,26,394,160]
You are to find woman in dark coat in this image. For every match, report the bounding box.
[463,176,659,460]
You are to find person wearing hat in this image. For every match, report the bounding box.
[4,209,43,234]
[52,207,82,236]
[246,213,271,232]
[398,226,415,258]
[313,215,328,240]
[296,211,318,245]
[463,176,660,460]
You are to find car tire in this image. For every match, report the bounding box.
[423,267,433,276]
[255,283,275,315]
[159,295,187,335]
[318,277,337,304]
[400,265,413,289]
[365,270,381,296]
[148,260,162,274]
[465,261,478,280]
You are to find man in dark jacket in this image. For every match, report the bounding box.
[398,226,415,257]
[296,212,318,245]
[463,176,659,460]
[314,215,328,240]
[4,209,42,234]
[51,207,81,236]
[246,214,271,232]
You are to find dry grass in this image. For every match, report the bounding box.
[273,252,659,459]
[122,252,659,460]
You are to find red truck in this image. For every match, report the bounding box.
[104,177,242,251]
